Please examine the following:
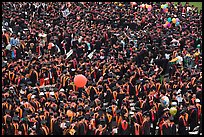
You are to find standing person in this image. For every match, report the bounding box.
[169,117,177,135]
[118,118,130,135]
[178,110,189,135]
[161,117,177,135]
[38,120,50,135]
[132,119,142,135]
[149,106,157,135]
[188,100,198,132]
[19,118,29,135]
[142,112,151,135]
[11,117,20,135]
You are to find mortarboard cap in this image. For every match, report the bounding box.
[116,109,121,114]
[13,116,19,122]
[41,120,47,124]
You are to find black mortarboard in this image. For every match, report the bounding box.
[13,116,19,122]
[77,106,83,111]
[112,86,117,91]
[102,107,106,111]
[94,94,98,98]
[143,111,150,117]
[136,80,141,84]
[31,113,36,117]
[32,90,38,95]
[118,80,123,85]
[24,108,30,112]
[116,109,121,114]
[52,107,57,112]
[90,111,94,116]
[27,81,32,85]
[85,106,90,111]
[90,102,95,107]
[20,83,26,87]
[41,120,47,124]
[78,115,84,120]
[106,108,112,114]
[180,109,185,115]
[85,114,90,120]
[135,107,141,112]
[54,87,58,91]
[98,110,104,117]
[23,98,28,101]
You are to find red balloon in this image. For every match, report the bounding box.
[74,74,87,87]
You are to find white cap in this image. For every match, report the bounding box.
[195,99,200,103]
[171,102,177,106]
[20,90,25,94]
[50,92,55,96]
[60,88,65,92]
[39,92,44,96]
[31,95,36,99]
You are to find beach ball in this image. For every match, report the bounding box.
[164,5,167,9]
[176,22,180,26]
[163,8,168,13]
[167,17,172,22]
[169,107,177,116]
[160,96,170,107]
[74,74,87,87]
[172,18,176,24]
[161,5,164,9]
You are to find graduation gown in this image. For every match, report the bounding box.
[118,120,130,135]
[77,122,86,135]
[178,115,188,135]
[142,120,151,135]
[188,107,198,131]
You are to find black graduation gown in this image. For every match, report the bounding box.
[5,125,13,135]
[162,124,171,135]
[169,123,177,135]
[178,116,188,135]
[53,121,63,135]
[77,122,86,135]
[118,122,130,135]
[189,107,198,131]
[142,121,151,135]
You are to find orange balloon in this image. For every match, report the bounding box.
[74,74,87,87]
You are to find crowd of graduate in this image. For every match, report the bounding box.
[2,2,202,135]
